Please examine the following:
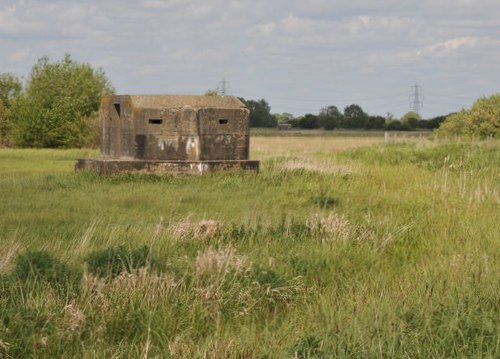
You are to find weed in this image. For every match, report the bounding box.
[169,215,224,241]
[311,195,338,209]
[13,250,81,291]
[195,246,249,278]
[85,245,160,278]
[0,138,498,357]
[288,334,325,358]
[306,212,352,242]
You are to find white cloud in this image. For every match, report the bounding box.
[0,0,499,118]
[0,3,45,34]
[424,37,478,55]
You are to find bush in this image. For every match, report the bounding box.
[13,250,81,289]
[299,114,321,129]
[9,54,114,148]
[386,120,411,131]
[437,94,500,139]
[86,245,160,278]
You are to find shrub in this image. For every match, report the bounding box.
[9,54,114,148]
[437,94,500,139]
[13,250,80,286]
[86,245,160,278]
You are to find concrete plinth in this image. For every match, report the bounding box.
[75,159,259,175]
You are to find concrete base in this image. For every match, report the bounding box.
[75,159,259,175]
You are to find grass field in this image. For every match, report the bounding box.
[0,133,499,358]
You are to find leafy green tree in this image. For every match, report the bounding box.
[319,105,342,130]
[299,113,320,129]
[275,112,295,124]
[243,98,277,127]
[204,89,219,96]
[385,119,411,131]
[437,94,500,139]
[342,104,368,129]
[10,54,114,147]
[401,111,421,129]
[0,73,22,107]
[0,73,22,145]
[365,115,386,129]
[424,114,448,129]
[0,100,9,145]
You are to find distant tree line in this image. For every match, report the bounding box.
[240,98,449,131]
[2,54,495,148]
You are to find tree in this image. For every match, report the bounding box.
[401,111,421,129]
[299,114,320,129]
[243,98,277,127]
[275,112,295,124]
[319,105,343,130]
[0,73,22,107]
[437,94,500,139]
[385,119,411,131]
[424,114,448,129]
[365,115,386,129]
[342,104,368,129]
[10,54,114,147]
[0,73,22,145]
[0,100,9,145]
[204,89,219,96]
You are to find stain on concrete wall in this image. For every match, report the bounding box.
[100,95,250,161]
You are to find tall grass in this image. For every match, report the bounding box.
[0,136,498,357]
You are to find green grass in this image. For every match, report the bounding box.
[0,138,498,358]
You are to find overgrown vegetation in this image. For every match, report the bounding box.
[437,93,500,139]
[0,54,114,148]
[0,136,498,357]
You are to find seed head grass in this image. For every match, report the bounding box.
[0,134,498,357]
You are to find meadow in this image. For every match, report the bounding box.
[0,132,498,358]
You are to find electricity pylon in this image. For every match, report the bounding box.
[409,83,423,115]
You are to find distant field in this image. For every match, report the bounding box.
[250,127,433,137]
[0,135,498,358]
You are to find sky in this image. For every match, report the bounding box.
[1,0,499,119]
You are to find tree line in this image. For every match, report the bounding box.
[1,54,497,148]
[240,98,447,131]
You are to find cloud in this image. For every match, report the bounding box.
[423,37,478,55]
[0,0,499,118]
[0,3,45,34]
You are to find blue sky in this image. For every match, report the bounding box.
[1,0,499,118]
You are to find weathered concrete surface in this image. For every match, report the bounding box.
[77,94,259,175]
[75,159,259,175]
[100,95,250,161]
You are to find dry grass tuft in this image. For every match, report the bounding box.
[63,302,85,332]
[0,242,19,274]
[169,215,224,240]
[195,246,249,277]
[82,266,177,307]
[306,212,352,242]
[111,267,177,293]
[0,339,9,354]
